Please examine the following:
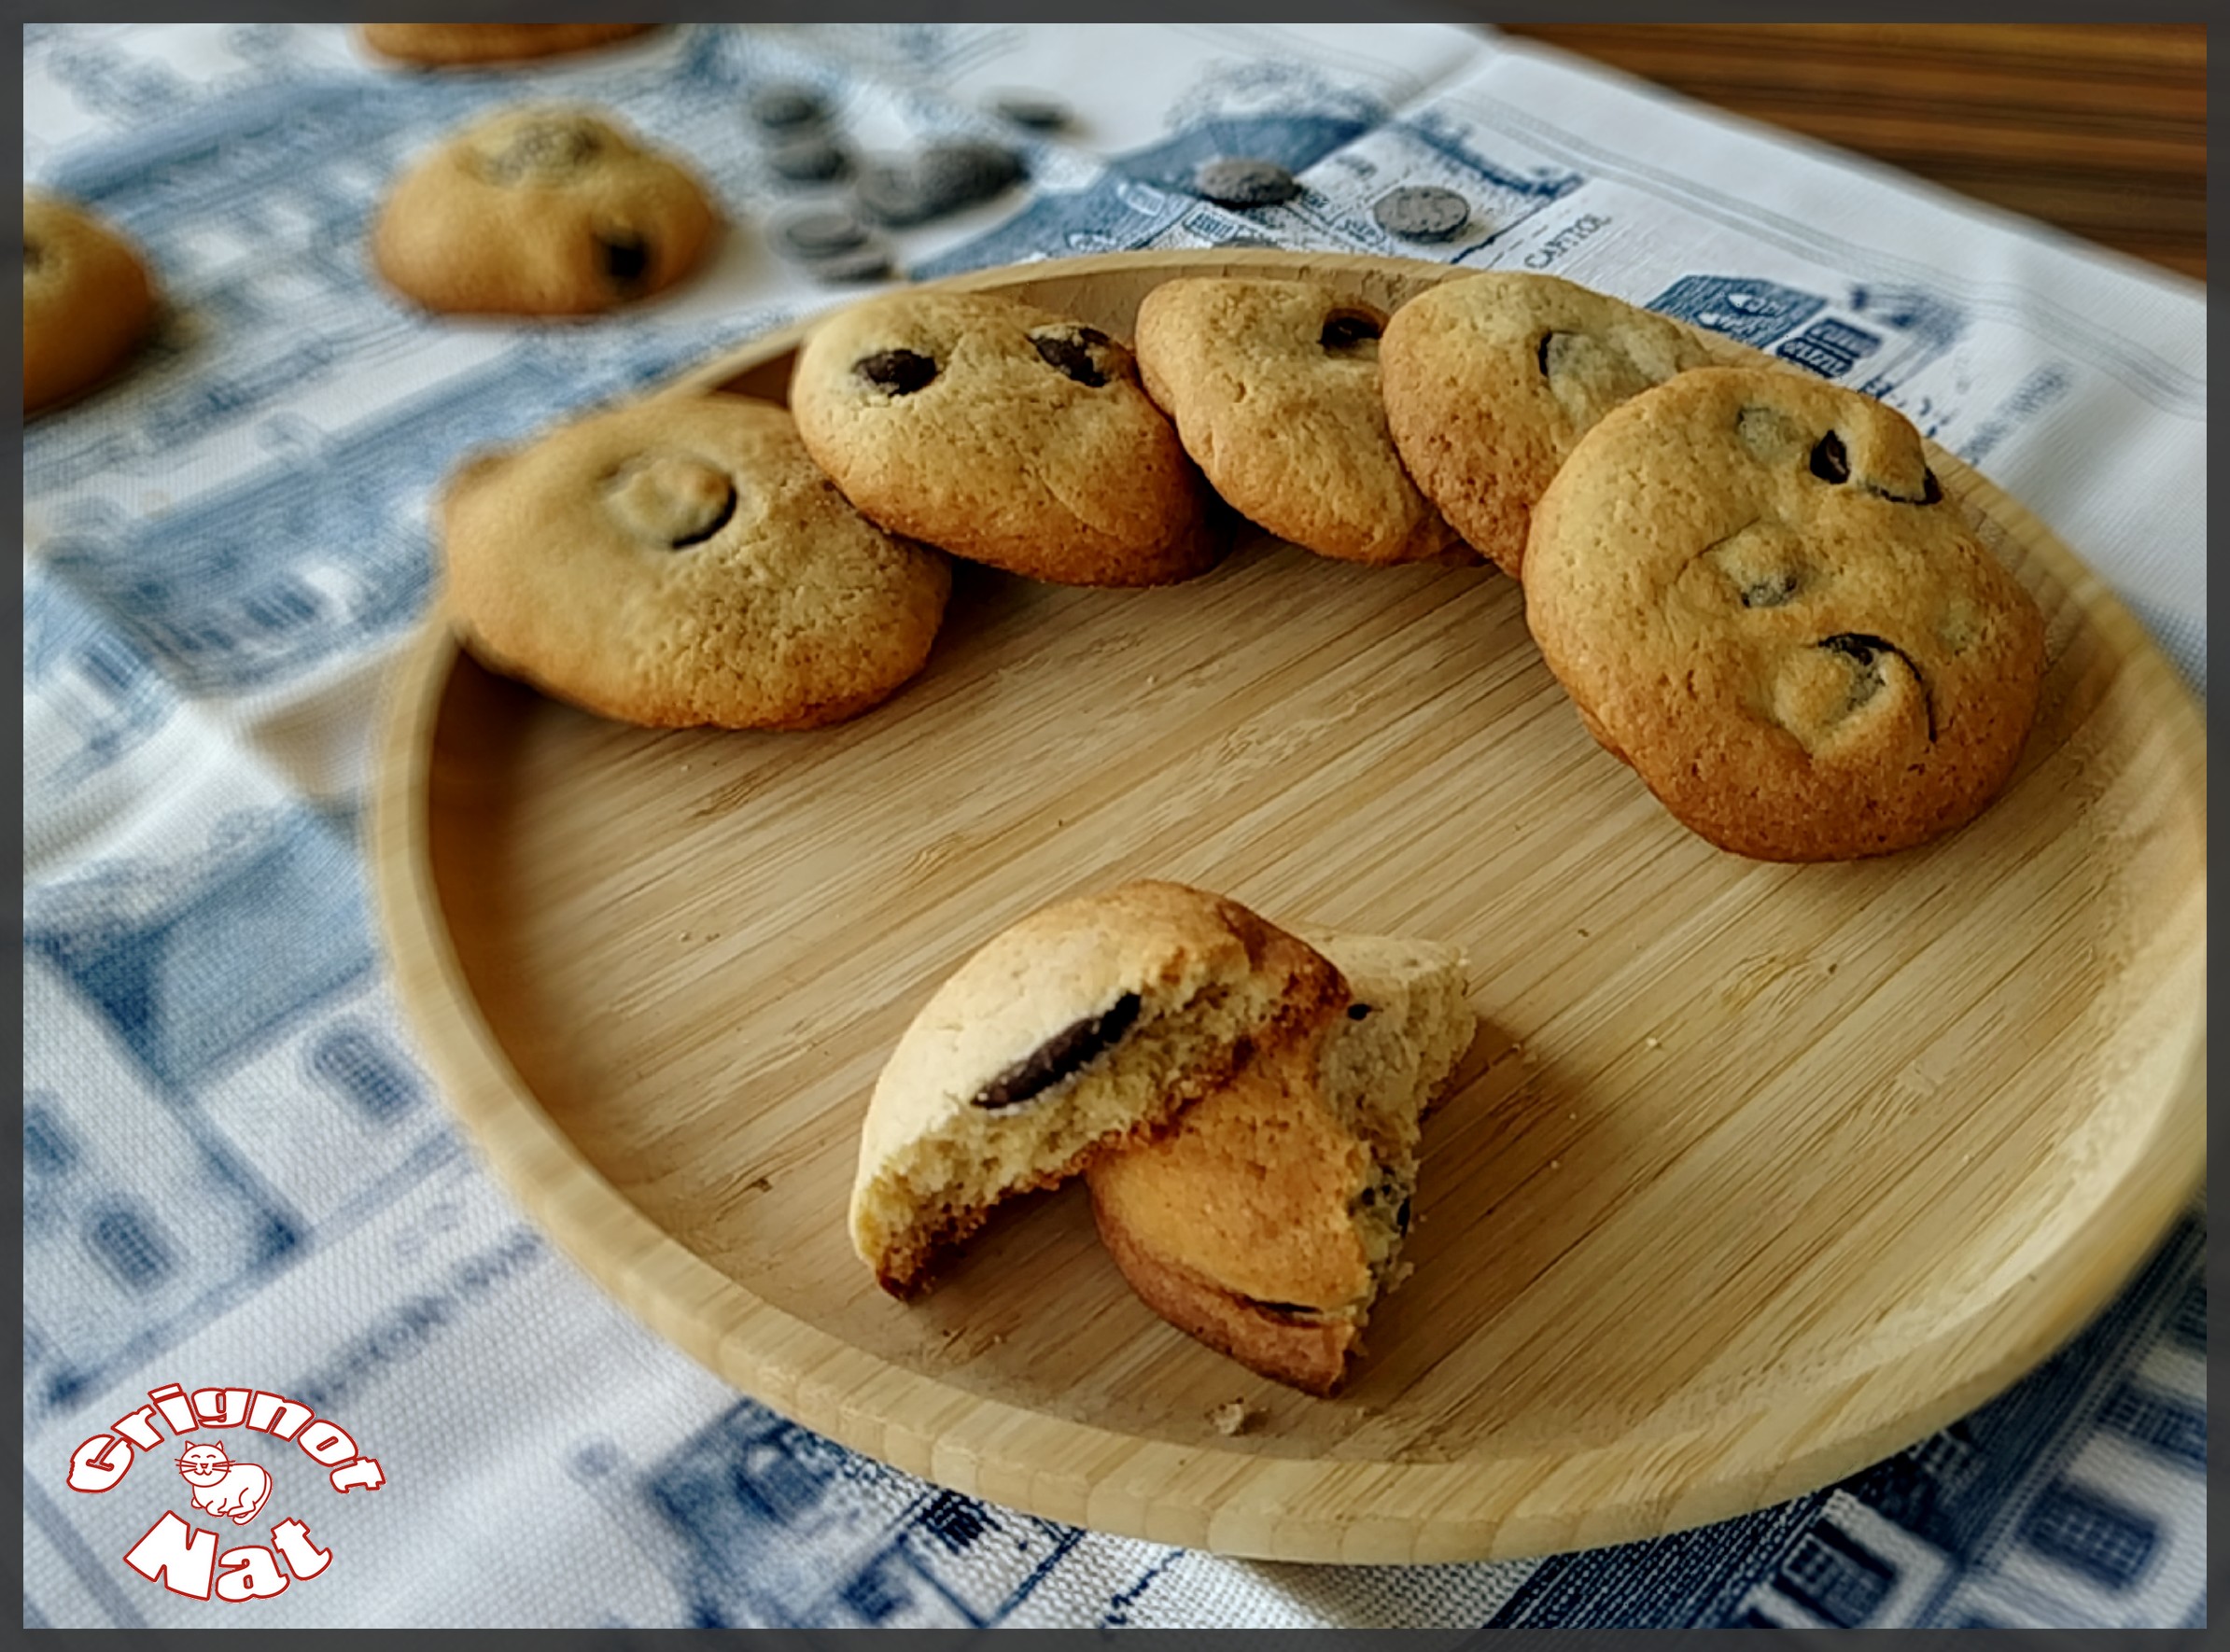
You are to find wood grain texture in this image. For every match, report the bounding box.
[370,249,2207,1564]
[1498,24,2206,281]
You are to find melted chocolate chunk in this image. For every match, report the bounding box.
[604,455,738,549]
[1820,632,1936,740]
[1820,631,1897,667]
[856,347,938,396]
[1864,467,1945,507]
[1345,1001,1373,1020]
[1030,330,1108,386]
[1809,430,1851,484]
[1536,330,1556,376]
[1320,311,1381,350]
[1242,1297,1324,1321]
[969,991,1142,1111]
[597,231,651,289]
[667,482,736,549]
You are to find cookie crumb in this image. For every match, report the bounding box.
[1645,1035,1661,1049]
[1210,1400,1255,1436]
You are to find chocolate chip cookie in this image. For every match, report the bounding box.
[789,289,1221,587]
[849,880,1348,1298]
[1523,365,2049,861]
[358,23,656,67]
[1380,270,1717,577]
[22,191,158,414]
[438,392,950,730]
[1133,275,1461,566]
[1087,926,1475,1396]
[372,104,718,317]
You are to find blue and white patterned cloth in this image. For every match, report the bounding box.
[22,23,2206,1631]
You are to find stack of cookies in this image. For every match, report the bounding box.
[849,880,1477,1396]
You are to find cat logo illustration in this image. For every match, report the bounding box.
[63,1380,386,1603]
[175,1441,273,1525]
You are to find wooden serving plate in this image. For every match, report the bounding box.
[371,250,2207,1564]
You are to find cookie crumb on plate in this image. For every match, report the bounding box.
[1210,1400,1255,1436]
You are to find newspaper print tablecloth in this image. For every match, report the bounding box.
[22,22,2206,1631]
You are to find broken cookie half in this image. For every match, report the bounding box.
[849,879,1478,1400]
[1087,928,1475,1396]
[849,880,1345,1298]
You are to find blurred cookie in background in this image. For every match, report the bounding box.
[372,104,719,318]
[358,23,656,68]
[23,190,159,414]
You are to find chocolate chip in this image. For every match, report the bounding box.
[596,231,651,290]
[1740,570,1802,609]
[1345,1002,1373,1020]
[1821,634,1886,710]
[775,206,870,259]
[668,483,736,548]
[1820,632,1893,667]
[1395,1197,1412,1235]
[23,238,45,272]
[768,133,849,185]
[750,84,826,131]
[1192,157,1300,209]
[986,90,1071,131]
[1809,430,1850,484]
[1320,311,1381,351]
[1820,632,1935,738]
[969,991,1143,1111]
[605,455,737,549]
[1031,330,1108,386]
[1372,184,1469,242]
[855,141,1025,227]
[855,348,937,395]
[1864,467,1945,507]
[1537,331,1556,376]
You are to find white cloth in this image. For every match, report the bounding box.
[22,23,2205,1631]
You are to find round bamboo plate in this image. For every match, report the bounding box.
[371,249,2207,1564]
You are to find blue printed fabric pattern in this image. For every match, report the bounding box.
[21,23,2204,1631]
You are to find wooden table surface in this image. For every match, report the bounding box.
[1498,24,2206,284]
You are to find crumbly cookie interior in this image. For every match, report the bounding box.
[857,974,1303,1295]
[1283,930,1474,1309]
